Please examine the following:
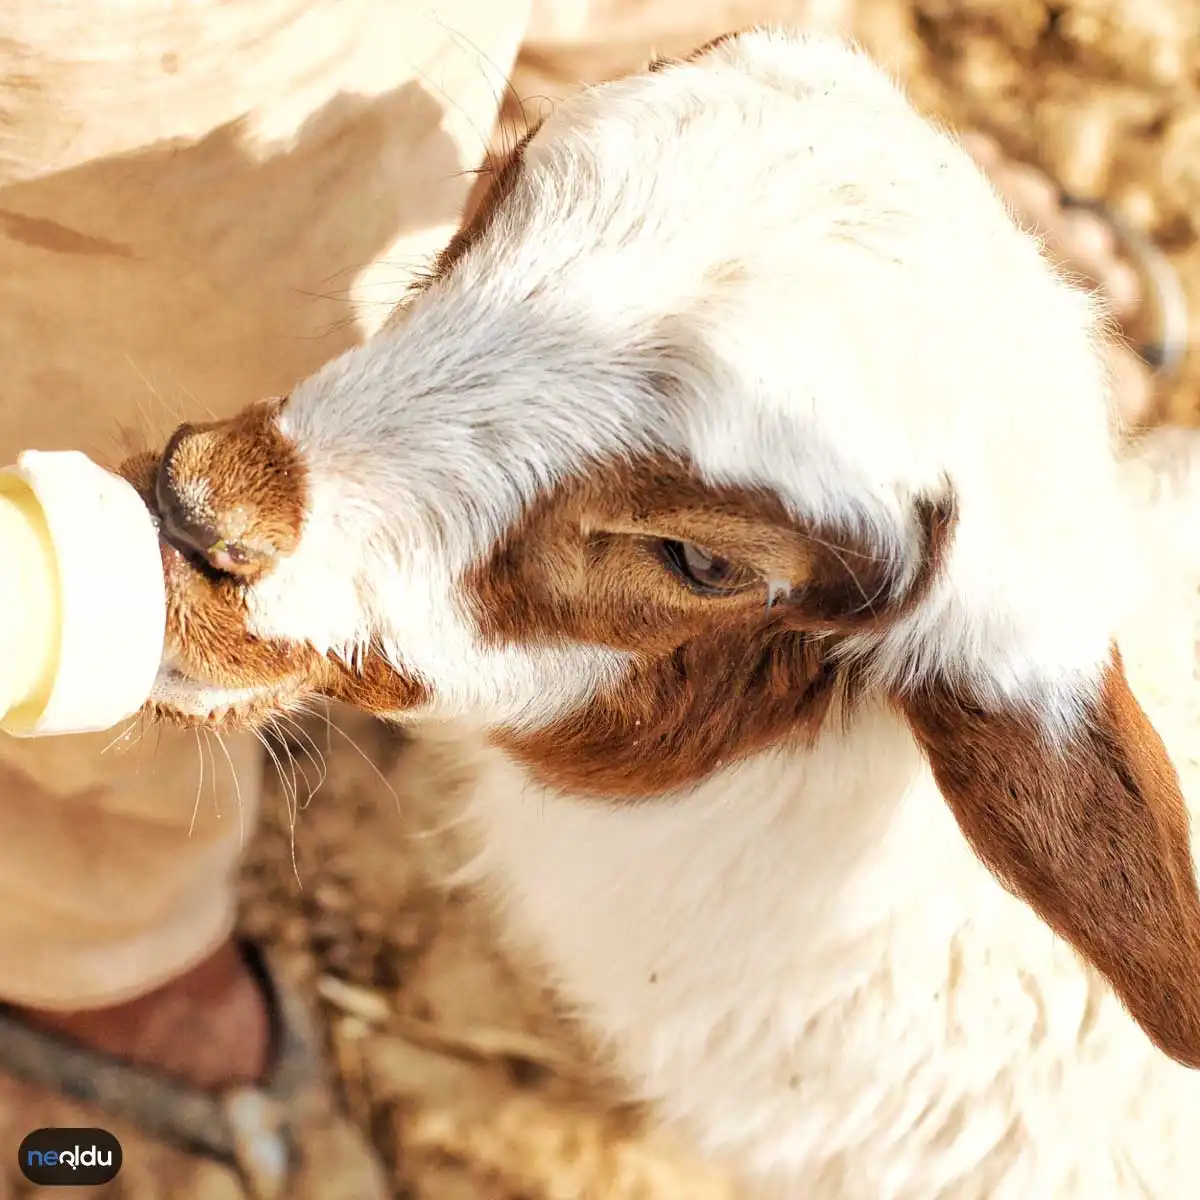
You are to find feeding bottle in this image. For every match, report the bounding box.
[0,451,166,737]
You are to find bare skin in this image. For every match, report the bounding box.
[2,140,1158,1099]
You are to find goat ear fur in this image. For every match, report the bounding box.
[896,649,1200,1070]
[778,493,1200,1067]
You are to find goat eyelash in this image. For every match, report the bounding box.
[655,537,761,597]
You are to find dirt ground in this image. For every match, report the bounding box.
[98,2,1200,1197]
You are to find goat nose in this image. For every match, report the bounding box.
[153,400,304,582]
[155,423,259,579]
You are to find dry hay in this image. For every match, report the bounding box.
[235,3,1200,1197]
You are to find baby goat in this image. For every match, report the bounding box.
[128,31,1200,1198]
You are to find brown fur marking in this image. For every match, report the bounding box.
[899,648,1200,1069]
[468,454,955,798]
[324,648,431,716]
[122,436,315,687]
[122,425,428,728]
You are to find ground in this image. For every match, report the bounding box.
[9,2,1200,1196]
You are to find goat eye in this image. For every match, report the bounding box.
[657,539,758,595]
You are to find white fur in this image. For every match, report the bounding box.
[158,31,1200,1196]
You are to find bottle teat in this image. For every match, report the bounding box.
[0,451,166,737]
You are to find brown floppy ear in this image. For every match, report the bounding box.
[896,647,1200,1069]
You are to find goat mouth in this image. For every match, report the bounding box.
[146,665,285,729]
[159,531,231,588]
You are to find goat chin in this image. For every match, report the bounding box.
[423,430,1200,1199]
